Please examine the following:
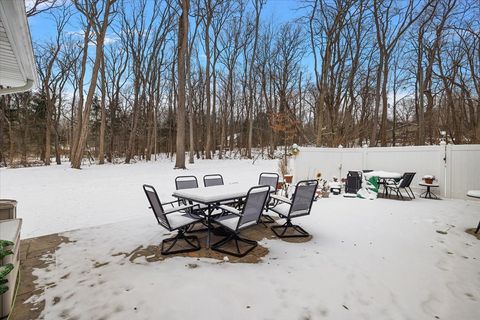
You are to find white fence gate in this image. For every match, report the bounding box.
[292,145,480,199]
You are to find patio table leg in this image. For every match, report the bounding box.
[475,220,480,234]
[206,204,212,249]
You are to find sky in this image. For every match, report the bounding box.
[26,0,313,93]
[28,0,306,44]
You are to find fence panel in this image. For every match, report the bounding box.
[293,145,480,199]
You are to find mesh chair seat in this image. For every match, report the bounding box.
[167,212,203,229]
[270,203,290,217]
[215,215,257,231]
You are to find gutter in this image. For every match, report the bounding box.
[0,79,34,96]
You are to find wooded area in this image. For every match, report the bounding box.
[0,0,479,168]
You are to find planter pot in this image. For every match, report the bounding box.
[424,178,434,184]
[0,200,17,220]
[284,175,293,184]
[276,182,284,190]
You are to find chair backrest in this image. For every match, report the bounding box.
[400,172,416,188]
[175,176,199,190]
[258,172,279,190]
[289,180,318,218]
[346,171,362,193]
[143,184,170,230]
[203,174,224,187]
[236,185,270,229]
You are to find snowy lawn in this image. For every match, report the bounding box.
[0,158,275,238]
[1,159,479,319]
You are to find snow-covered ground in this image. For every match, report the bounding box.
[1,159,480,319]
[0,158,275,238]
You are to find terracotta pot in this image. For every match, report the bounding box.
[424,178,434,184]
[276,182,284,190]
[284,175,293,183]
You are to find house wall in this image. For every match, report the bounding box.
[292,145,480,199]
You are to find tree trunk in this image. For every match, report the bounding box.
[98,53,106,164]
[175,0,189,169]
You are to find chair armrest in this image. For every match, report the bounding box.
[218,204,242,216]
[270,194,292,204]
[164,204,197,215]
[163,199,181,206]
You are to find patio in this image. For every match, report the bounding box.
[8,193,480,320]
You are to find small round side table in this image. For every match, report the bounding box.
[419,182,440,199]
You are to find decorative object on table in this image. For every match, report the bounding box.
[211,185,270,257]
[422,175,435,185]
[385,172,416,200]
[269,180,318,238]
[143,185,202,255]
[357,175,379,200]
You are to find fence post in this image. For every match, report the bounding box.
[444,143,451,198]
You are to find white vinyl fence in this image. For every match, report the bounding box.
[292,145,480,199]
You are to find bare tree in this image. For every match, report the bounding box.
[175,0,189,168]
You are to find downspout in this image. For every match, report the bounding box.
[0,79,34,96]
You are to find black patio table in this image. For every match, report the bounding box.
[172,184,271,248]
[363,171,402,197]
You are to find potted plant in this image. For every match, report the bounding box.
[422,175,435,184]
[0,240,14,296]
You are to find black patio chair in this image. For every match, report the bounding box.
[345,171,362,194]
[203,174,224,187]
[143,184,202,255]
[175,175,199,190]
[385,172,416,200]
[211,185,270,257]
[258,172,280,223]
[269,180,318,238]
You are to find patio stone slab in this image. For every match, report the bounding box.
[8,219,311,319]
